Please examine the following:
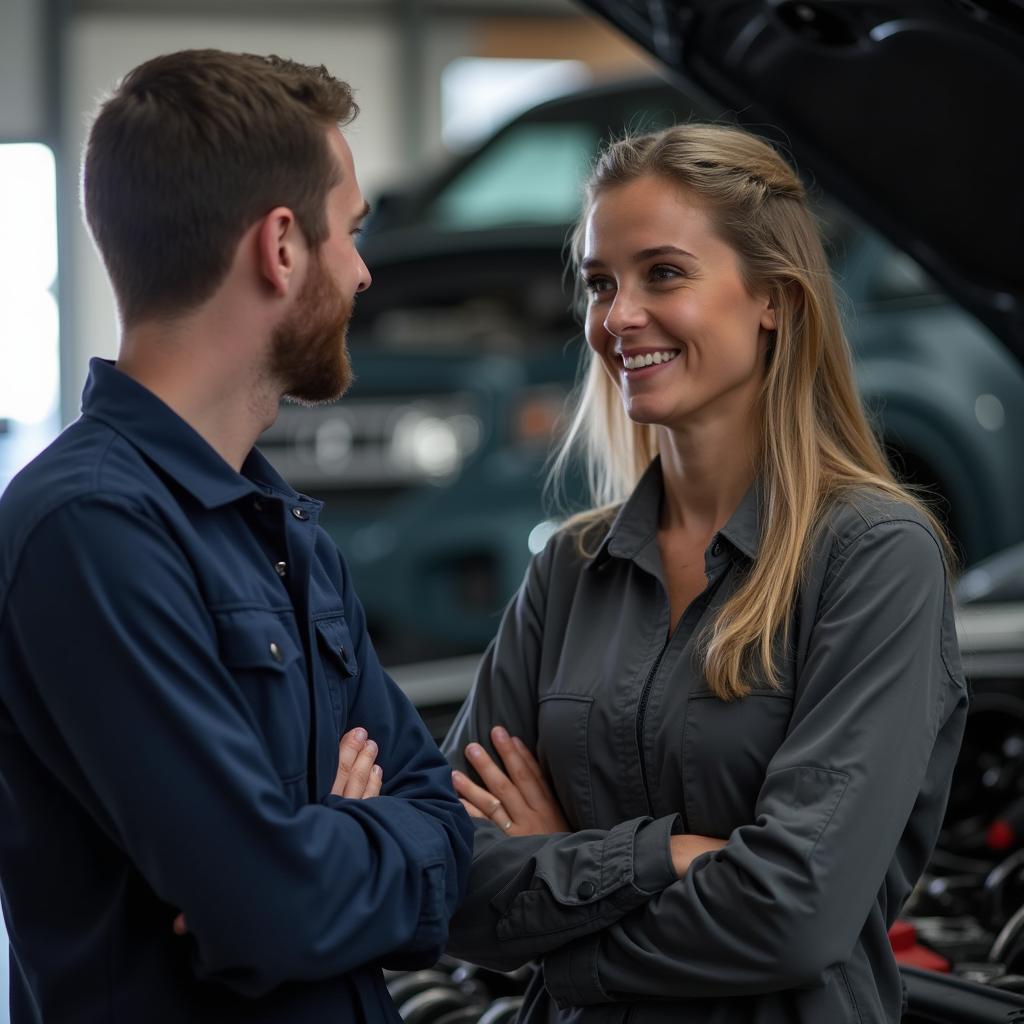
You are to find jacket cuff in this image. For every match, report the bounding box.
[541,815,677,1007]
[632,813,680,893]
[494,814,680,943]
[543,932,607,1007]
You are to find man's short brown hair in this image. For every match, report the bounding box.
[82,49,358,327]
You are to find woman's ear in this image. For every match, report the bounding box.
[760,290,778,333]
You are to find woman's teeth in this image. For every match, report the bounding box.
[622,350,680,370]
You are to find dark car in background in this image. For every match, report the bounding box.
[261,72,1024,668]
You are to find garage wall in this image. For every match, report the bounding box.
[0,0,47,141]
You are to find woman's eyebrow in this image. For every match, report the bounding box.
[633,245,697,262]
[580,246,697,271]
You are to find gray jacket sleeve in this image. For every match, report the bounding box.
[543,518,968,1004]
[441,541,681,971]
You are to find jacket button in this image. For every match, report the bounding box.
[291,507,310,521]
[269,641,283,663]
[274,561,287,577]
[577,880,596,900]
[711,540,722,557]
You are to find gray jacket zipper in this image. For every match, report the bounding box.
[635,567,728,816]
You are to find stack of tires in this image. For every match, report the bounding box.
[385,957,530,1023]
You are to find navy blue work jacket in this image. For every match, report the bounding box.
[0,358,473,1022]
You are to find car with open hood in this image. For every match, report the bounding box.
[357,2,1024,1021]
[262,10,1024,677]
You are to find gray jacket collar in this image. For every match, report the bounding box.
[591,457,762,570]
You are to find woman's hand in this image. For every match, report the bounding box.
[669,834,727,878]
[453,726,569,837]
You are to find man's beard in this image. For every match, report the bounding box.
[271,253,354,406]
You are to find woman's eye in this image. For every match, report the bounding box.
[650,264,682,282]
[582,276,612,297]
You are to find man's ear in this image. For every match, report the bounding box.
[256,206,302,298]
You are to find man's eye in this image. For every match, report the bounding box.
[351,226,365,238]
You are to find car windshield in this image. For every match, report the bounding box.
[423,121,599,230]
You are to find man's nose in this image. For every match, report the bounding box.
[356,254,372,293]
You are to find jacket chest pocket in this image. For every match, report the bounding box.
[314,614,358,739]
[537,694,595,830]
[682,690,793,837]
[216,611,309,784]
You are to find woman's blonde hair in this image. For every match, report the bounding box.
[552,123,953,701]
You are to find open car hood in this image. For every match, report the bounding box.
[577,0,1024,361]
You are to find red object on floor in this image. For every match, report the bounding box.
[988,819,1016,850]
[986,796,1024,851]
[888,920,951,972]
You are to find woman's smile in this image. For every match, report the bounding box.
[619,347,683,374]
[614,346,688,382]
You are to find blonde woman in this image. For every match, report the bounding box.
[441,123,968,1024]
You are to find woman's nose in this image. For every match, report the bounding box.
[603,288,648,336]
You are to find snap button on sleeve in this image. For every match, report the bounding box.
[274,561,287,577]
[291,507,309,521]
[577,880,596,900]
[269,641,284,663]
[711,540,722,557]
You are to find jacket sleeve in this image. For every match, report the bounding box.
[321,549,473,970]
[441,539,681,971]
[0,497,470,996]
[542,517,969,1005]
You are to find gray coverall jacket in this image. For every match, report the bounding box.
[442,459,968,1024]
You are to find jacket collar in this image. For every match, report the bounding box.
[719,478,761,560]
[590,456,762,569]
[80,358,306,510]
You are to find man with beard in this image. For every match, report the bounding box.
[0,50,473,1024]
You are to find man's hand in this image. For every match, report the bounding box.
[174,727,383,936]
[330,726,383,800]
[452,726,570,836]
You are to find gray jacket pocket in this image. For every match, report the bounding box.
[538,694,594,829]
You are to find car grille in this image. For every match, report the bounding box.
[258,394,484,491]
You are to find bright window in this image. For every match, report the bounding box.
[0,143,60,494]
[441,57,590,152]
[0,143,59,426]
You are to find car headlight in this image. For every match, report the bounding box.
[390,408,483,480]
